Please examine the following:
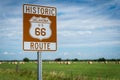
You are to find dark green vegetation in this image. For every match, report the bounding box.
[23,57,30,62]
[0,62,120,80]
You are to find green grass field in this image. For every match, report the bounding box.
[0,62,120,80]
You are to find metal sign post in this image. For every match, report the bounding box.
[37,51,42,80]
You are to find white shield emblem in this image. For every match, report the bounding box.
[29,16,51,40]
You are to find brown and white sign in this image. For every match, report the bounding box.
[23,4,57,51]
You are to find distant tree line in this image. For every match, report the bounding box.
[53,57,120,62]
[0,57,120,62]
[54,58,79,61]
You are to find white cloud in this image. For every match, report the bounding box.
[60,40,120,47]
[63,52,69,56]
[0,17,22,39]
[56,3,120,47]
[3,51,9,55]
[3,51,15,55]
[58,13,120,30]
[0,17,22,28]
[58,30,92,37]
[57,4,120,30]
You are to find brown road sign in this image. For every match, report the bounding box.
[23,4,57,51]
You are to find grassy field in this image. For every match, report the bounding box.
[0,62,120,80]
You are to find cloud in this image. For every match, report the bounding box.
[58,30,92,37]
[57,5,120,30]
[63,52,69,56]
[0,17,22,40]
[56,2,120,47]
[3,51,9,55]
[56,0,120,35]
[2,51,17,55]
[60,40,120,47]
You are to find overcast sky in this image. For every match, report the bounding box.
[0,0,120,60]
